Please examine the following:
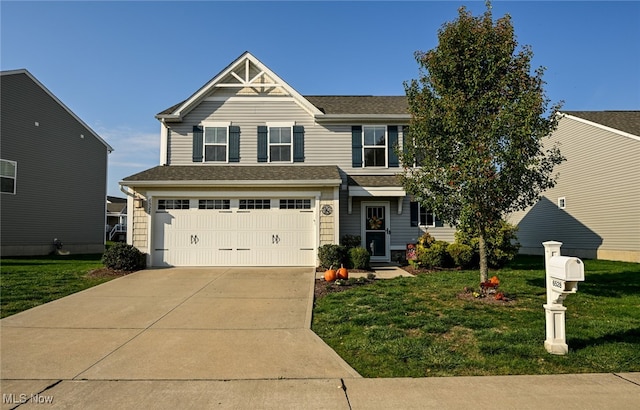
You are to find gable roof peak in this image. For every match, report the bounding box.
[156,51,323,121]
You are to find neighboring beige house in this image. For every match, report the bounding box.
[1,69,113,256]
[120,52,455,267]
[508,111,640,263]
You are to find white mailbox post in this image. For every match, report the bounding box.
[543,241,585,355]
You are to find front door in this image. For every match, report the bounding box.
[362,202,390,262]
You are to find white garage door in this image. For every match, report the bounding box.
[152,198,316,266]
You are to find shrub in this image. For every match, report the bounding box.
[454,220,520,268]
[349,246,371,270]
[102,243,146,271]
[417,231,436,248]
[419,240,452,268]
[317,244,347,269]
[447,242,474,268]
[340,234,362,249]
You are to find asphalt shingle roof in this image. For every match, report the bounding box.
[348,175,403,187]
[305,96,408,115]
[122,165,341,183]
[563,111,640,137]
[158,96,408,117]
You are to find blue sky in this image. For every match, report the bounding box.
[2,1,639,197]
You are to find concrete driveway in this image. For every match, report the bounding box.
[1,267,358,384]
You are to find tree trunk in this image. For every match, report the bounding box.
[478,234,488,283]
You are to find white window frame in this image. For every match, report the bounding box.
[362,125,388,168]
[1,159,17,195]
[558,197,566,209]
[418,203,435,227]
[267,122,294,163]
[203,122,230,163]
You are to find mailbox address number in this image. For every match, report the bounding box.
[552,280,563,289]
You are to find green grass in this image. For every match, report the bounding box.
[0,254,116,318]
[312,256,640,377]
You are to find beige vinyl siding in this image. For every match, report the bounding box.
[167,98,405,179]
[508,116,640,262]
[1,72,109,256]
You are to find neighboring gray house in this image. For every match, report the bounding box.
[121,52,455,267]
[1,69,113,256]
[508,111,640,263]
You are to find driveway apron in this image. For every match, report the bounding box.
[1,267,359,383]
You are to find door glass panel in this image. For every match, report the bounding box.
[365,205,386,257]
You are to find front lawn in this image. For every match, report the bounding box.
[0,254,122,318]
[312,256,640,377]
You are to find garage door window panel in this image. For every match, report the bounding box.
[198,199,231,210]
[240,199,271,210]
[279,199,311,209]
[158,199,190,210]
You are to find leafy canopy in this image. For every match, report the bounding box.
[400,4,564,233]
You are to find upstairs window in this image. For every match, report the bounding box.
[204,126,227,162]
[1,159,17,194]
[269,126,292,162]
[257,124,304,163]
[363,125,387,167]
[351,125,399,168]
[192,124,240,163]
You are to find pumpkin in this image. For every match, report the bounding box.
[337,264,349,280]
[324,266,337,282]
[490,276,500,285]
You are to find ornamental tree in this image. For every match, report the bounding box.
[399,3,564,282]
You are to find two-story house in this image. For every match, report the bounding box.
[120,52,455,267]
[1,69,113,256]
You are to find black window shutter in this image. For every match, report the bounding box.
[410,201,419,227]
[293,125,305,162]
[257,126,268,162]
[388,125,399,167]
[192,125,203,162]
[229,125,240,162]
[352,125,362,168]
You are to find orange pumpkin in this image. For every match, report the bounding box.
[324,266,337,282]
[337,264,349,280]
[490,276,500,285]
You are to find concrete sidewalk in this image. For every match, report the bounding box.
[2,266,638,409]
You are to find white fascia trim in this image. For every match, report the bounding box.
[119,179,342,188]
[159,122,168,165]
[348,186,406,197]
[562,114,640,142]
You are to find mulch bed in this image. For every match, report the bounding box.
[85,267,135,278]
